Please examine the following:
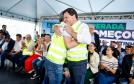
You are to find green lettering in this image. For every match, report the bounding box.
[112,24,117,30]
[101,24,106,29]
[118,24,124,30]
[106,24,111,29]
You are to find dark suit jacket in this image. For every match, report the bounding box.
[94,32,100,52]
[122,54,134,79]
[4,38,15,53]
[0,40,5,48]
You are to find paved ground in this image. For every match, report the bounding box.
[0,67,37,84]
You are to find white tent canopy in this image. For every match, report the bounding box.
[0,0,134,21]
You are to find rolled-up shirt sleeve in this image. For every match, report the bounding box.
[77,23,91,44]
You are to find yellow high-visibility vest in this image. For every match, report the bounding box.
[67,21,88,61]
[22,48,33,56]
[22,40,34,56]
[46,33,67,64]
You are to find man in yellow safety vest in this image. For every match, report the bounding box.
[62,8,91,84]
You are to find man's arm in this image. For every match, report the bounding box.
[63,36,79,49]
[65,23,91,44]
[5,39,15,52]
[65,25,77,41]
[53,23,71,37]
[53,23,79,49]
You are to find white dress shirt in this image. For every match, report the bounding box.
[14,40,22,52]
[2,42,8,51]
[76,22,91,44]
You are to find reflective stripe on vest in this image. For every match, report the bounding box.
[67,21,88,61]
[46,33,66,64]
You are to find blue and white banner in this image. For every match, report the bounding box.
[42,19,134,46]
[82,20,134,46]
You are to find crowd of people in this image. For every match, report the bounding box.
[0,8,134,84]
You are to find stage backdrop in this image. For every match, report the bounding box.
[42,19,134,47]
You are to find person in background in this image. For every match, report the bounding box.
[110,41,116,48]
[95,46,118,84]
[110,41,120,58]
[34,31,40,42]
[118,45,132,69]
[0,30,5,51]
[23,34,37,73]
[43,34,51,54]
[1,24,9,37]
[21,34,35,57]
[121,45,134,84]
[42,29,46,35]
[31,34,51,81]
[13,34,35,72]
[11,34,23,70]
[116,42,125,53]
[0,35,15,69]
[85,42,100,84]
[99,40,108,56]
[89,24,100,53]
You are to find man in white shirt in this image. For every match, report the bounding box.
[13,34,23,53]
[62,8,91,84]
[12,34,23,70]
[89,24,100,52]
[56,22,91,45]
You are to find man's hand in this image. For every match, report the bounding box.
[64,25,78,41]
[64,70,70,78]
[65,25,74,35]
